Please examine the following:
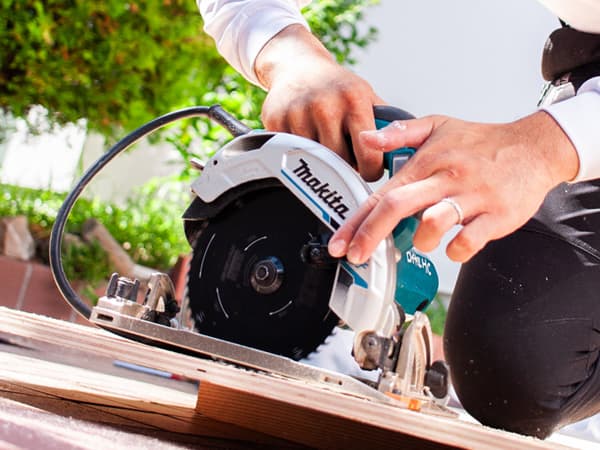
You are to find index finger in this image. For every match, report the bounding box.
[329,174,445,260]
[346,102,383,182]
[358,115,445,154]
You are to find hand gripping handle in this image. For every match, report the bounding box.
[372,106,438,314]
[373,105,417,252]
[374,105,416,178]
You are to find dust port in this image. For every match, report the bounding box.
[96,314,114,322]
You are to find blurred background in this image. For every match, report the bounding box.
[0,0,559,318]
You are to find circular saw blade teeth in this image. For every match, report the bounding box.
[183,183,340,360]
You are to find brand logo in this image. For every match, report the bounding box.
[405,249,432,276]
[292,158,350,220]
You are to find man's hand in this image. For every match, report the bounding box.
[255,24,385,181]
[328,111,579,263]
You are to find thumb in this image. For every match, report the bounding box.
[359,116,442,152]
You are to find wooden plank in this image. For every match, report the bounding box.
[0,307,573,449]
[198,381,449,450]
[0,394,273,450]
[0,392,235,450]
[0,349,298,448]
[0,383,174,432]
[195,358,567,450]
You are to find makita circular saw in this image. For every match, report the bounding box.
[50,104,451,414]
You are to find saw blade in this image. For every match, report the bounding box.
[185,185,340,360]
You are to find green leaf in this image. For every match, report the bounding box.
[1,0,378,179]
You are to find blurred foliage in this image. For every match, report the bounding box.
[0,181,190,285]
[0,0,217,136]
[307,0,378,65]
[0,0,382,305]
[1,0,378,163]
[60,239,109,290]
[425,295,447,336]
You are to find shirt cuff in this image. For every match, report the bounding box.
[203,1,309,87]
[541,76,600,182]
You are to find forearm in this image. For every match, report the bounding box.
[255,24,334,89]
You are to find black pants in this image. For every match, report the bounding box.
[445,178,600,438]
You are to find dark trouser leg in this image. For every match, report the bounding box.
[444,180,600,438]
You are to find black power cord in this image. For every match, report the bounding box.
[49,105,250,319]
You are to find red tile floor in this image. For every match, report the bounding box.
[0,253,191,326]
[0,255,83,323]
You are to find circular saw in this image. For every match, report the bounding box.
[50,104,450,412]
[178,105,445,401]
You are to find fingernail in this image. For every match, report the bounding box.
[346,243,362,264]
[390,120,407,130]
[359,130,387,150]
[328,238,347,257]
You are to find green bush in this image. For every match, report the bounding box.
[1,0,378,149]
[1,0,214,135]
[0,181,189,286]
[425,296,447,336]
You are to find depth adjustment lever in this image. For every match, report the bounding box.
[99,272,180,327]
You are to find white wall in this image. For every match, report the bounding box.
[79,133,183,202]
[352,0,559,293]
[354,0,558,120]
[0,108,86,192]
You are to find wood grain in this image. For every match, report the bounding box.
[0,307,572,449]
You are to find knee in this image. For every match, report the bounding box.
[442,234,600,438]
[445,343,562,438]
[443,313,594,438]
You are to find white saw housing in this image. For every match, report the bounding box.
[190,131,401,338]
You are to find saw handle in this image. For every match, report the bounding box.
[373,105,418,252]
[374,105,416,177]
[372,106,438,314]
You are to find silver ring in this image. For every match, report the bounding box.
[440,197,464,225]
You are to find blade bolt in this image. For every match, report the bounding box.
[255,265,270,281]
[250,257,284,294]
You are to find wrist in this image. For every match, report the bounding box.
[541,88,600,182]
[255,24,334,89]
[514,111,579,185]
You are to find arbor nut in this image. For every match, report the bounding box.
[353,331,387,371]
[250,257,284,294]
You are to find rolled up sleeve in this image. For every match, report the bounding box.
[542,77,600,181]
[198,0,310,86]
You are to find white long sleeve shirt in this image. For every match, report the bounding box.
[537,2,600,181]
[198,0,600,181]
[198,1,310,85]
